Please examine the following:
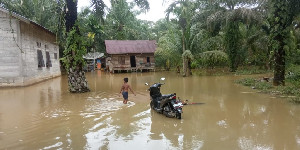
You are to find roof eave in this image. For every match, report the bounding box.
[0,7,55,36]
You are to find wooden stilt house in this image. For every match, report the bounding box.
[105,40,156,73]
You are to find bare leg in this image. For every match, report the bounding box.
[124,99,128,104]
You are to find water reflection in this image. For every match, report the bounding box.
[1,72,300,149]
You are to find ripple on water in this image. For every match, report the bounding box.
[238,137,273,150]
[41,108,71,119]
[296,135,300,145]
[217,120,228,128]
[80,97,135,119]
[42,142,63,150]
[133,109,151,118]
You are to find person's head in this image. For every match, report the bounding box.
[124,78,128,83]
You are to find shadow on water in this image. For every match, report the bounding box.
[1,71,300,149]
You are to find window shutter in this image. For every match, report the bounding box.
[46,52,52,67]
[37,50,45,68]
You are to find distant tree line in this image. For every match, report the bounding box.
[1,0,299,90]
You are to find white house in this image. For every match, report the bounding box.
[0,7,61,87]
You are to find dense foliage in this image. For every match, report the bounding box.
[0,0,64,33]
[1,0,300,85]
[195,51,229,68]
[61,26,87,70]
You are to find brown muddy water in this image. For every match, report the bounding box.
[1,71,300,150]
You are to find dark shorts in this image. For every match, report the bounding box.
[122,92,128,100]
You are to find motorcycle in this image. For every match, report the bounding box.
[145,78,183,119]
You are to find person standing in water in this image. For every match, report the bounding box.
[120,77,136,104]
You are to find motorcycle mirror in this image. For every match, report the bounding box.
[160,77,166,81]
[145,83,149,86]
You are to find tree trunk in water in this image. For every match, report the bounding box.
[182,30,186,76]
[182,30,190,77]
[65,0,77,32]
[68,68,90,93]
[65,0,90,93]
[273,45,285,86]
[187,59,191,75]
[183,58,187,77]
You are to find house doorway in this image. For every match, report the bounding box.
[130,56,136,67]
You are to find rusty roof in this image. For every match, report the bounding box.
[105,40,157,54]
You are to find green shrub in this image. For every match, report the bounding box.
[236,76,300,104]
[254,82,273,91]
[191,60,198,69]
[235,78,256,86]
[286,65,300,81]
[196,51,229,68]
[278,85,300,95]
[236,78,272,91]
[154,47,181,69]
[235,66,270,75]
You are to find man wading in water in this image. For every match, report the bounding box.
[120,78,136,104]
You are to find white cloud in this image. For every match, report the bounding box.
[136,0,169,22]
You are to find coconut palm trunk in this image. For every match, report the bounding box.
[269,0,289,86]
[182,29,191,77]
[271,5,287,86]
[273,41,285,86]
[270,0,300,86]
[65,0,90,93]
[182,30,187,76]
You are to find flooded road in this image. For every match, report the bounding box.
[1,71,300,149]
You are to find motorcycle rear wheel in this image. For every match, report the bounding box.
[163,105,175,118]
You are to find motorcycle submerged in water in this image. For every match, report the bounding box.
[145,78,184,119]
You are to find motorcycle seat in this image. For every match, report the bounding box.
[161,94,174,99]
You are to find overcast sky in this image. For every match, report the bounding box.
[77,0,171,22]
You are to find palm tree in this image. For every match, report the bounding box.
[63,0,90,93]
[201,0,264,71]
[269,0,300,86]
[166,0,196,77]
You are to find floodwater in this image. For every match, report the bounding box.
[1,71,300,150]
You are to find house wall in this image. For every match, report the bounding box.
[109,53,155,69]
[0,11,22,85]
[135,54,155,68]
[19,22,60,86]
[0,10,60,87]
[110,55,130,68]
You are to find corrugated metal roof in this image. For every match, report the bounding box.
[83,52,104,59]
[0,6,55,36]
[105,40,157,54]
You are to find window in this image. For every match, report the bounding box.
[36,42,41,48]
[46,51,52,67]
[37,50,45,68]
[54,53,58,59]
[118,56,125,65]
[147,57,150,63]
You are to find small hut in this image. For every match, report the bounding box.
[105,40,156,73]
[83,52,104,71]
